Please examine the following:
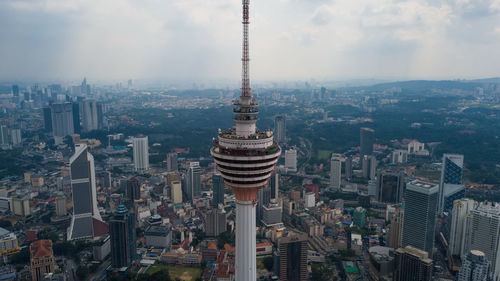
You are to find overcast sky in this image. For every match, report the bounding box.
[1,0,499,82]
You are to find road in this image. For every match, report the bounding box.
[86,260,111,281]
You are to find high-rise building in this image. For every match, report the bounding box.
[439,154,464,214]
[274,115,286,143]
[10,128,21,146]
[353,207,366,227]
[184,162,201,203]
[330,154,342,190]
[449,198,476,257]
[304,192,315,208]
[262,199,282,226]
[110,205,135,268]
[393,246,433,281]
[284,149,297,172]
[362,155,377,180]
[210,1,281,279]
[72,102,81,134]
[126,177,140,203]
[360,127,375,157]
[0,126,9,145]
[402,180,438,257]
[67,144,108,240]
[50,102,74,137]
[389,208,404,249]
[81,77,91,95]
[278,232,308,281]
[212,174,224,208]
[464,201,500,280]
[132,135,149,171]
[257,184,271,224]
[30,240,55,281]
[376,170,405,203]
[170,180,182,204]
[11,85,19,97]
[392,150,408,164]
[42,107,52,132]
[204,206,227,237]
[55,194,67,217]
[270,173,279,200]
[345,156,353,181]
[166,152,178,172]
[458,250,491,281]
[81,99,102,132]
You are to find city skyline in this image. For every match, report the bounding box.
[1,0,500,81]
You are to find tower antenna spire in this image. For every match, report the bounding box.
[242,0,251,97]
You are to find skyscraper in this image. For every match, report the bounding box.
[11,85,19,97]
[50,102,74,137]
[402,180,438,257]
[330,153,342,190]
[10,128,21,146]
[0,126,9,146]
[345,156,352,181]
[270,173,279,200]
[360,127,375,157]
[126,177,140,204]
[362,155,377,180]
[67,144,108,240]
[278,233,308,281]
[439,154,465,214]
[72,102,81,134]
[42,107,52,132]
[81,99,101,132]
[458,250,491,281]
[376,170,405,203]
[185,162,201,203]
[284,149,297,172]
[449,198,476,257]
[170,180,182,204]
[393,246,433,281]
[110,205,135,269]
[389,208,404,249]
[166,152,178,172]
[204,206,227,237]
[212,174,224,208]
[274,115,286,143]
[257,184,272,224]
[132,135,149,171]
[210,0,281,279]
[464,201,500,280]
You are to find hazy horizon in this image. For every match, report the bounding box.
[1,0,500,81]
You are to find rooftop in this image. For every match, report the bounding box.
[30,239,53,259]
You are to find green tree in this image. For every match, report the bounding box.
[262,256,274,272]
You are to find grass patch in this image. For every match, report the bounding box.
[317,150,332,160]
[147,265,201,281]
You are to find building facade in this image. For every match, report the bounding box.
[439,154,464,214]
[278,233,308,281]
[458,250,491,281]
[393,246,433,281]
[330,154,342,190]
[132,135,149,171]
[30,240,55,281]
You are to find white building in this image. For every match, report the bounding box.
[133,135,149,171]
[464,202,500,281]
[449,198,476,257]
[304,192,316,208]
[170,181,182,204]
[391,150,407,164]
[330,154,343,190]
[284,149,297,172]
[407,140,429,156]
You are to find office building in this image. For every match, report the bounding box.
[345,156,352,180]
[126,177,140,203]
[330,153,342,190]
[392,150,408,164]
[304,192,315,208]
[72,102,81,134]
[458,250,491,281]
[166,152,178,172]
[50,102,74,137]
[30,240,55,281]
[11,196,30,217]
[184,162,201,203]
[257,184,271,224]
[376,170,405,203]
[209,1,282,280]
[55,195,67,217]
[0,125,9,146]
[212,174,224,208]
[464,201,500,280]
[439,154,465,214]
[360,127,375,157]
[275,115,286,143]
[353,207,366,227]
[12,85,19,97]
[132,135,149,171]
[449,198,476,257]
[67,144,108,240]
[42,107,52,132]
[389,208,404,249]
[278,232,308,281]
[204,207,227,237]
[145,225,172,248]
[110,205,135,268]
[81,99,101,132]
[285,149,297,172]
[170,181,182,204]
[10,128,21,146]
[402,180,438,257]
[393,246,433,281]
[262,199,282,226]
[270,173,279,200]
[362,155,377,180]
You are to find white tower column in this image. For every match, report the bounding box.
[236,199,256,281]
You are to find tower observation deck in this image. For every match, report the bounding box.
[210,1,281,280]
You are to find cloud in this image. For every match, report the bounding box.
[0,0,499,81]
